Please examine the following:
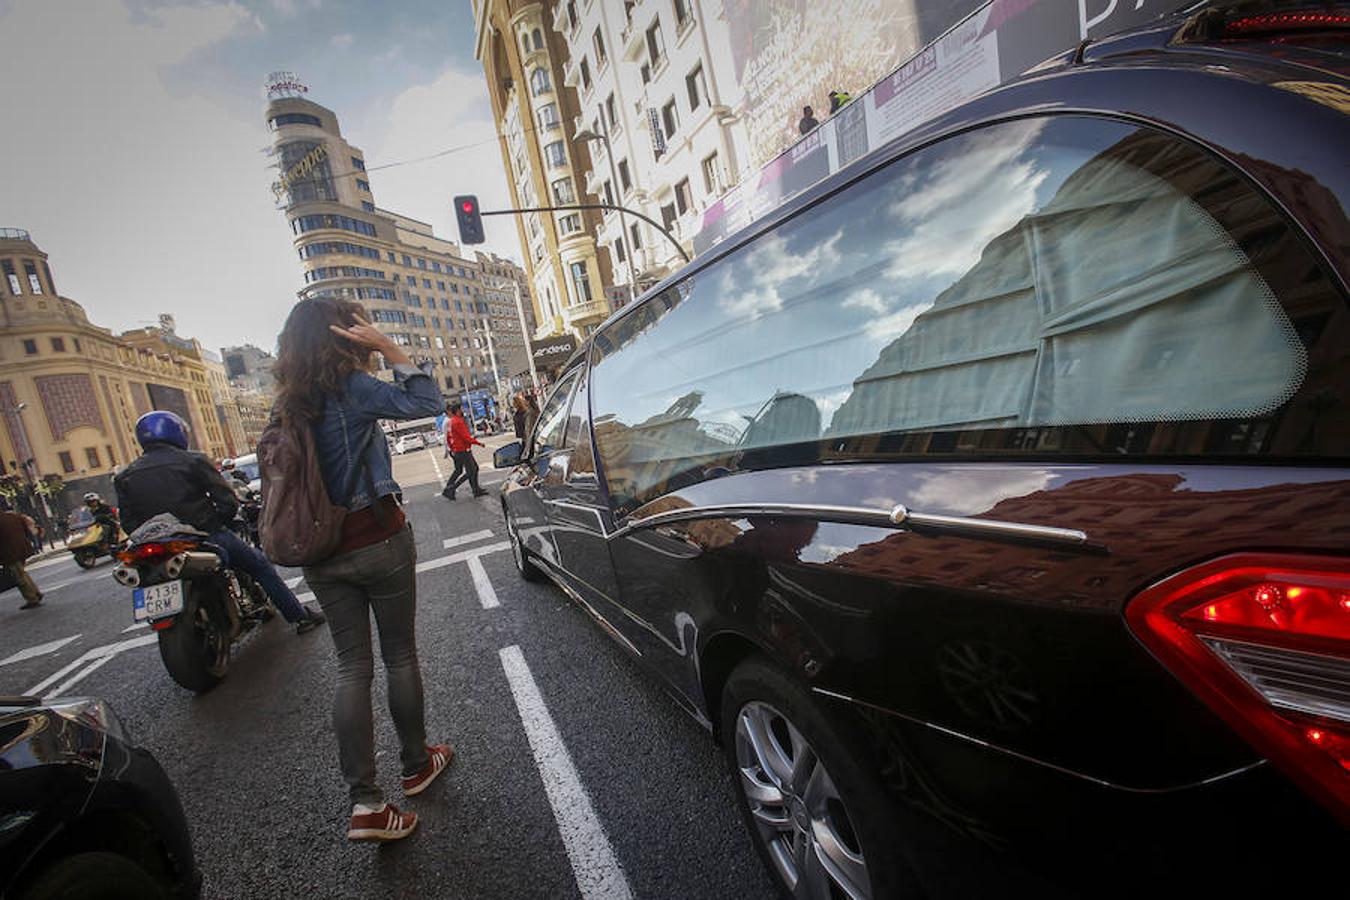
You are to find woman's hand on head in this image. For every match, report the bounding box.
[329,315,392,352]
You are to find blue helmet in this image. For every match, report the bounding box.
[135,411,190,450]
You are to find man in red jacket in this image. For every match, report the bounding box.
[441,402,488,500]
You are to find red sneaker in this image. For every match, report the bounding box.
[401,743,454,797]
[347,803,418,842]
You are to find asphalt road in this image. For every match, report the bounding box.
[0,439,779,900]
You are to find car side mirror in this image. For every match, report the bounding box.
[494,441,524,468]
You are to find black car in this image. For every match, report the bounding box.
[0,696,200,900]
[495,5,1349,897]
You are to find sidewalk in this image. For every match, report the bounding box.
[29,539,69,565]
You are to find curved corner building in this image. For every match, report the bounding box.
[264,85,532,391]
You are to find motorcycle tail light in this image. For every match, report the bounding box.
[116,539,198,565]
[1127,554,1350,825]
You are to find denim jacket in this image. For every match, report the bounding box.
[313,365,443,510]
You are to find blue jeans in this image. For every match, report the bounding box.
[207,529,308,623]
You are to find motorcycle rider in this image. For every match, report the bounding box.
[82,492,120,550]
[114,410,325,635]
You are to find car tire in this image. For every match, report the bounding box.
[18,851,167,900]
[721,658,920,900]
[504,504,543,583]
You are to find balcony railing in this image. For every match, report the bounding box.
[0,227,32,241]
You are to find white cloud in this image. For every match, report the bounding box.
[0,0,295,350]
[717,229,842,319]
[269,0,322,18]
[330,32,354,50]
[355,66,524,266]
[909,468,1055,517]
[842,287,885,314]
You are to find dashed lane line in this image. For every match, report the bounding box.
[426,446,445,484]
[499,645,633,900]
[27,633,159,697]
[466,557,500,609]
[1,634,82,668]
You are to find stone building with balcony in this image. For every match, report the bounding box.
[265,77,529,392]
[473,0,616,339]
[549,0,750,295]
[0,228,232,517]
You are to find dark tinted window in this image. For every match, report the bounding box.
[590,115,1346,514]
[533,369,580,455]
[562,374,596,479]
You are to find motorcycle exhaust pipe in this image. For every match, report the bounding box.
[165,551,221,579]
[112,565,140,588]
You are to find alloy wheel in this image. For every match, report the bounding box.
[735,701,870,900]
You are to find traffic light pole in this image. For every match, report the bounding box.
[480,204,691,264]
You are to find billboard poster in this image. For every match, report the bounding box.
[695,0,1189,255]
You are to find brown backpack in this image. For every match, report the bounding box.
[257,416,376,567]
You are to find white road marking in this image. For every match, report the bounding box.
[285,575,305,588]
[49,653,117,697]
[442,529,494,550]
[1,634,81,668]
[466,557,499,609]
[27,633,159,696]
[498,645,633,900]
[122,622,149,633]
[426,446,445,483]
[415,541,510,574]
[28,554,77,572]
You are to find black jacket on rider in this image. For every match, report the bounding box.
[114,443,239,535]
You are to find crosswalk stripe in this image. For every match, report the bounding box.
[442,528,494,549]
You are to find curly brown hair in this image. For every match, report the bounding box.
[273,296,372,422]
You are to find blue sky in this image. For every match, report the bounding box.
[0,0,518,352]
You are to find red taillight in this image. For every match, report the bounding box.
[1226,11,1350,34]
[116,539,197,565]
[1127,554,1350,825]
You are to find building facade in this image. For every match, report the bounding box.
[0,229,229,513]
[551,0,749,296]
[474,0,617,339]
[265,84,531,395]
[200,350,249,459]
[221,343,276,395]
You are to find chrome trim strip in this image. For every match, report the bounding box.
[891,504,1088,546]
[609,500,1089,548]
[811,687,1265,793]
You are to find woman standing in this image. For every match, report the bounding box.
[273,298,452,842]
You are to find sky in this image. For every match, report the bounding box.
[0,0,520,353]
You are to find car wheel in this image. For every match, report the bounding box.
[18,851,167,900]
[504,504,543,582]
[721,659,918,900]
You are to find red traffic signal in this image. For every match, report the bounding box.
[454,194,485,244]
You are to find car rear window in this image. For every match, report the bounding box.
[590,114,1347,514]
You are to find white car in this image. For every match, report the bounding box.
[393,434,425,454]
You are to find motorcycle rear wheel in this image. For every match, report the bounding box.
[157,584,229,693]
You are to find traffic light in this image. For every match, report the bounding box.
[454,194,485,244]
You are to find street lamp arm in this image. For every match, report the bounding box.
[481,204,691,263]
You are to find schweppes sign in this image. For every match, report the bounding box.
[271,144,328,200]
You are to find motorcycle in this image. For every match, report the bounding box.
[67,510,127,569]
[112,523,275,692]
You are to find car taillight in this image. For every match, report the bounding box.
[1127,554,1350,825]
[116,539,197,565]
[1225,11,1350,35]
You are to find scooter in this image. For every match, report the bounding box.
[68,521,127,569]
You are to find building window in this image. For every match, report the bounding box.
[58,451,75,474]
[403,254,412,266]
[531,67,552,96]
[570,261,593,302]
[579,57,592,91]
[552,177,575,204]
[566,0,579,32]
[537,102,560,132]
[544,141,567,168]
[675,178,693,216]
[661,202,677,231]
[2,261,20,295]
[269,112,322,128]
[686,63,707,111]
[618,158,632,192]
[646,21,665,69]
[361,201,376,212]
[604,94,618,130]
[24,262,42,294]
[418,258,427,269]
[630,222,643,249]
[661,98,679,141]
[593,28,607,67]
[701,152,722,195]
[532,28,544,50]
[356,179,370,191]
[614,237,627,264]
[602,179,614,206]
[51,336,66,352]
[73,338,81,352]
[558,214,582,235]
[22,339,37,355]
[674,0,691,29]
[387,251,396,262]
[351,156,365,170]
[85,447,100,468]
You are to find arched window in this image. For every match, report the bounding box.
[531,67,551,96]
[532,29,544,50]
[522,33,530,55]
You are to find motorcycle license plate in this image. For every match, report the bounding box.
[133,580,184,621]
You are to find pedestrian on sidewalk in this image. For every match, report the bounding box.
[0,505,43,610]
[274,297,453,843]
[442,402,488,500]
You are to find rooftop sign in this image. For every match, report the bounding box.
[265,70,309,100]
